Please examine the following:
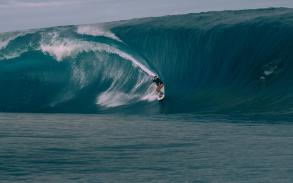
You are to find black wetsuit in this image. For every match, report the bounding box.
[153,77,163,86]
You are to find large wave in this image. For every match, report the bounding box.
[1,8,293,116]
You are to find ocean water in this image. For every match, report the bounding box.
[1,8,293,115]
[1,8,293,182]
[0,113,292,183]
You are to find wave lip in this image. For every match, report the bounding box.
[76,25,122,42]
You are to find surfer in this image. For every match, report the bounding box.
[152,76,164,98]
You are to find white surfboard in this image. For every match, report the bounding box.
[157,86,165,101]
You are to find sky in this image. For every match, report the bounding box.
[0,0,292,32]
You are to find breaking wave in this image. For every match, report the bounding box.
[1,8,293,116]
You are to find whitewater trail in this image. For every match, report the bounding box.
[0,26,158,110]
[39,28,157,108]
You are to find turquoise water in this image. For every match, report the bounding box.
[1,113,292,182]
[1,8,293,182]
[1,8,293,116]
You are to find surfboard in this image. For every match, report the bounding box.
[157,86,165,101]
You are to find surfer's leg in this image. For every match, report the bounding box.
[156,87,160,93]
[156,84,162,92]
[156,87,163,97]
[158,84,164,96]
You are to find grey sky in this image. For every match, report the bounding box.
[0,0,292,32]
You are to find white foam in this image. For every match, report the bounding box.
[141,85,158,102]
[0,30,36,59]
[0,30,37,60]
[40,32,156,76]
[97,84,157,108]
[133,74,157,102]
[40,31,98,61]
[0,38,12,50]
[0,33,19,50]
[0,31,35,50]
[0,32,28,51]
[96,73,157,108]
[97,91,135,107]
[40,38,84,61]
[0,50,27,60]
[112,49,156,76]
[72,65,88,88]
[76,25,121,42]
[40,31,158,108]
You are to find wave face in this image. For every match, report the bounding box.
[1,8,293,115]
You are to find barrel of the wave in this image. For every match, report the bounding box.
[152,75,165,101]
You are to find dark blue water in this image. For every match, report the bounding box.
[1,113,293,182]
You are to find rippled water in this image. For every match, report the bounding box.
[0,113,292,182]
